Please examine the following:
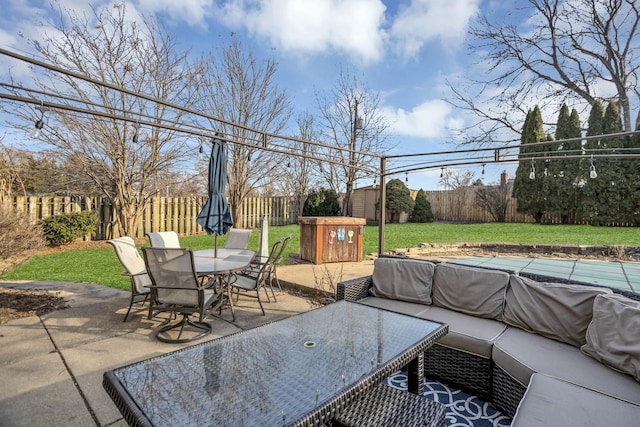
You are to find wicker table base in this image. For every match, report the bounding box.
[334,384,446,427]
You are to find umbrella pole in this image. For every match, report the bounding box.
[215,235,218,258]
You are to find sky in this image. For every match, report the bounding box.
[0,0,532,190]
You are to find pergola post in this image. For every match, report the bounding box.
[378,156,386,256]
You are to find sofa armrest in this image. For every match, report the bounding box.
[336,276,373,301]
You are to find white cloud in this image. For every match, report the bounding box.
[137,0,214,28]
[217,0,387,64]
[389,0,480,58]
[383,98,463,139]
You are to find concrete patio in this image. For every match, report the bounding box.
[0,261,375,427]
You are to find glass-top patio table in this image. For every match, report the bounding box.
[103,300,448,427]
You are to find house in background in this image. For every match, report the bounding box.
[351,185,418,225]
[351,171,515,224]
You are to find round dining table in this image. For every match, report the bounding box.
[193,248,255,322]
[193,248,255,275]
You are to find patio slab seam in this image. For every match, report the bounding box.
[39,314,100,427]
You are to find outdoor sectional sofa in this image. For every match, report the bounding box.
[336,256,640,426]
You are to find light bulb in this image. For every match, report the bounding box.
[590,166,597,179]
[30,120,44,139]
[529,169,535,180]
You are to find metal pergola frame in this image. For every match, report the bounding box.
[2,47,640,257]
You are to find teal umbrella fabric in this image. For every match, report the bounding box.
[197,136,233,246]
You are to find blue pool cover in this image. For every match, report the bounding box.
[451,257,640,294]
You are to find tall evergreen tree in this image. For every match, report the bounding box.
[579,100,605,222]
[385,179,414,223]
[621,110,640,224]
[581,100,625,224]
[410,189,434,223]
[549,104,582,223]
[512,106,549,222]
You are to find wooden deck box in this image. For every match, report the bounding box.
[298,216,366,264]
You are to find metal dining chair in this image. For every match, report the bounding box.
[145,231,181,248]
[223,228,252,249]
[270,234,293,297]
[230,238,283,316]
[107,236,151,322]
[141,247,219,343]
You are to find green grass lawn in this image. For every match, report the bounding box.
[1,222,638,289]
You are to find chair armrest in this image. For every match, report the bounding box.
[336,275,373,301]
[122,271,147,278]
[146,285,208,291]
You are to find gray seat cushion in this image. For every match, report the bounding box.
[417,306,507,358]
[504,275,611,347]
[432,263,509,320]
[493,327,640,405]
[357,296,431,317]
[512,373,640,427]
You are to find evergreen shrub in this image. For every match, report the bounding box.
[41,211,97,246]
[302,188,340,216]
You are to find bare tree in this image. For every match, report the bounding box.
[0,142,25,202]
[315,69,390,216]
[439,168,475,190]
[196,38,292,225]
[9,3,199,236]
[475,182,510,222]
[271,112,319,217]
[450,0,640,143]
[439,169,475,221]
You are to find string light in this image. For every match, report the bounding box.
[544,159,549,177]
[481,163,485,175]
[440,167,444,178]
[30,102,49,139]
[529,159,536,180]
[405,172,408,183]
[590,155,597,179]
[132,122,139,143]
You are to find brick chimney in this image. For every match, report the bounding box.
[500,171,508,186]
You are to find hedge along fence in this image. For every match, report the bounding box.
[9,195,299,240]
[422,187,637,226]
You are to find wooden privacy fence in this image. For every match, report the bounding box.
[9,195,299,240]
[422,188,631,225]
[423,188,534,223]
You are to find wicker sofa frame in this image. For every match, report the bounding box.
[336,263,640,419]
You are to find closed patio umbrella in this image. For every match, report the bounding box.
[196,135,233,257]
[257,215,269,261]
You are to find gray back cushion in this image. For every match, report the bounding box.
[432,263,509,320]
[581,293,640,381]
[370,258,435,305]
[504,275,612,347]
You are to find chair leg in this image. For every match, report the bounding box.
[124,294,150,322]
[263,285,272,303]
[267,276,277,302]
[255,289,265,316]
[273,268,284,292]
[155,314,212,344]
[123,294,135,322]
